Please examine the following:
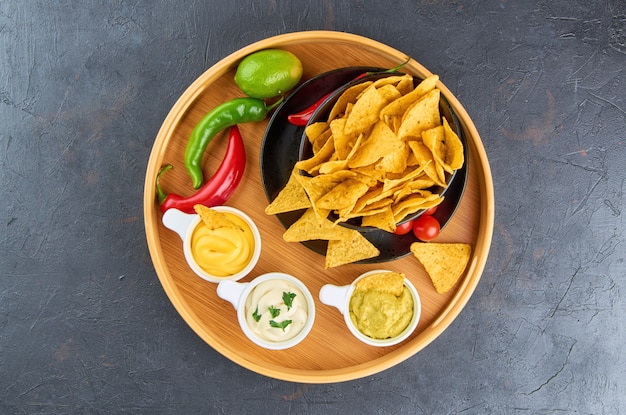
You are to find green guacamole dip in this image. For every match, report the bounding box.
[349,286,414,339]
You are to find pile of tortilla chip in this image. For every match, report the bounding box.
[265,73,465,267]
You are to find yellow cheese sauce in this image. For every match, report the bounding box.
[349,285,414,340]
[244,279,308,343]
[190,213,254,277]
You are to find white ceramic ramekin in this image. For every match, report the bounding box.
[319,269,421,347]
[162,206,261,283]
[217,272,316,350]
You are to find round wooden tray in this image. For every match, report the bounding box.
[143,31,494,383]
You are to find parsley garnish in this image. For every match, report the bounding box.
[283,292,296,310]
[252,307,262,322]
[268,306,281,318]
[269,319,292,331]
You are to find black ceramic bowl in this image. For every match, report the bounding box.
[297,71,467,232]
[261,67,468,262]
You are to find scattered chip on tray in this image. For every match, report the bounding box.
[410,242,471,293]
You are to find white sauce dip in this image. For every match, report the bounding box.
[244,279,308,342]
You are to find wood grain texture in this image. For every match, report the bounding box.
[143,31,494,382]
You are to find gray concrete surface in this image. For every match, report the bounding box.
[1,1,625,413]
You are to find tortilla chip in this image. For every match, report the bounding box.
[328,82,372,121]
[325,231,380,268]
[395,75,415,95]
[265,170,311,215]
[382,164,428,192]
[295,174,339,219]
[360,208,396,232]
[283,208,353,242]
[316,178,370,211]
[407,140,446,187]
[410,242,471,293]
[305,122,330,144]
[397,89,441,140]
[311,128,332,154]
[442,117,464,171]
[194,204,240,231]
[344,86,389,136]
[318,159,349,175]
[376,83,402,102]
[380,75,439,124]
[371,74,412,89]
[422,126,450,181]
[295,135,335,174]
[392,192,440,217]
[348,120,404,168]
[354,271,405,296]
[374,143,410,174]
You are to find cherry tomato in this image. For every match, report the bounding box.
[393,220,414,235]
[422,206,438,216]
[412,215,440,241]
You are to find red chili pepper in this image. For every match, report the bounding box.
[156,125,247,214]
[286,92,332,126]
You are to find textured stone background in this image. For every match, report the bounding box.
[1,1,625,413]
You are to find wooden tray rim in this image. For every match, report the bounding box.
[143,30,495,383]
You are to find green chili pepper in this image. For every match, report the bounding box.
[155,164,173,205]
[184,97,281,189]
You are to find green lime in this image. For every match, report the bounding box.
[234,49,303,99]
